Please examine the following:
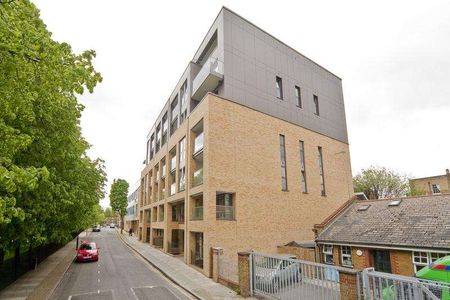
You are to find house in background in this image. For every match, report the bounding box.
[313,194,450,276]
[124,188,139,235]
[409,169,450,195]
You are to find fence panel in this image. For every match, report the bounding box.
[250,252,342,300]
[361,268,450,300]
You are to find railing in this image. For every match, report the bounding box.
[192,57,224,97]
[192,168,203,187]
[158,213,164,222]
[168,241,183,255]
[153,236,163,248]
[161,167,166,178]
[170,183,176,195]
[216,205,234,220]
[160,190,165,200]
[362,268,449,300]
[194,132,204,154]
[251,252,341,300]
[192,206,203,220]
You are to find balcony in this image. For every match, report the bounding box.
[192,206,203,220]
[192,58,224,101]
[161,167,166,179]
[193,132,204,155]
[216,205,235,220]
[153,236,163,248]
[192,168,203,187]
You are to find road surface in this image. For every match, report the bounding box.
[50,228,191,300]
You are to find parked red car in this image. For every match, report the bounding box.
[76,242,99,262]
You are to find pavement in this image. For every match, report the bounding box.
[50,228,191,300]
[0,231,88,300]
[117,231,244,300]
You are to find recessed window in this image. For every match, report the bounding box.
[276,76,283,99]
[280,135,287,191]
[313,95,320,115]
[299,140,307,193]
[318,146,325,196]
[341,246,352,266]
[295,86,302,107]
[216,193,235,220]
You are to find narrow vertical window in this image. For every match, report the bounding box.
[280,135,287,191]
[276,76,283,99]
[295,86,302,107]
[299,140,307,193]
[178,137,186,191]
[318,146,326,196]
[314,95,320,115]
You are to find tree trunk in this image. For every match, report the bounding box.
[0,248,4,269]
[121,215,124,234]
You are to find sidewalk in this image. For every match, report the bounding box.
[0,231,89,300]
[118,231,246,300]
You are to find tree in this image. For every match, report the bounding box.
[407,182,427,197]
[104,207,113,218]
[109,179,129,234]
[0,0,105,260]
[353,166,409,199]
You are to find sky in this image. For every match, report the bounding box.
[33,0,450,208]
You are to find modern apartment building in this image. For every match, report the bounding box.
[138,7,353,285]
[124,188,139,234]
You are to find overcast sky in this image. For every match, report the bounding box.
[33,0,450,207]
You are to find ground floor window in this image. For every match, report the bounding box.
[413,251,449,272]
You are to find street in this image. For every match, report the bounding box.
[50,228,192,300]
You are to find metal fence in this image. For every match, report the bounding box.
[361,268,450,300]
[250,252,343,300]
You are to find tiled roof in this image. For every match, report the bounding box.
[316,194,450,250]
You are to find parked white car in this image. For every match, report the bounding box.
[254,255,301,292]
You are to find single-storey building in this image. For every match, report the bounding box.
[313,194,450,276]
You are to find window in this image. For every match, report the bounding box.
[216,193,235,220]
[341,246,352,266]
[276,76,283,99]
[279,135,287,191]
[318,146,326,196]
[357,204,371,211]
[295,86,302,107]
[149,134,155,160]
[432,184,441,194]
[299,141,307,193]
[178,137,186,191]
[323,244,333,264]
[313,95,320,115]
[180,80,187,107]
[161,113,168,145]
[413,251,449,273]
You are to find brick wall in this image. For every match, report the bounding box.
[277,245,316,262]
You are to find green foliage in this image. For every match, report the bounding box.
[353,166,409,199]
[109,179,129,232]
[104,207,113,218]
[0,0,106,252]
[407,182,427,197]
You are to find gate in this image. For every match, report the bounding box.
[361,268,450,300]
[250,252,344,300]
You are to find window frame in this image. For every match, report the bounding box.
[323,244,334,265]
[276,76,283,99]
[299,140,307,193]
[318,146,326,196]
[412,251,449,273]
[279,135,288,191]
[341,246,353,267]
[295,85,302,107]
[313,94,320,115]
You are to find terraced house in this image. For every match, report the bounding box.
[138,7,353,286]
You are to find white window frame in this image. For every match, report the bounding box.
[341,246,353,267]
[323,244,334,265]
[412,251,449,273]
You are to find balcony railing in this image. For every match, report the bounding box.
[168,241,183,255]
[216,205,235,220]
[170,183,176,195]
[160,190,165,200]
[161,167,166,178]
[192,168,203,187]
[191,250,204,268]
[159,212,164,222]
[191,207,203,220]
[192,57,224,101]
[194,132,204,154]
